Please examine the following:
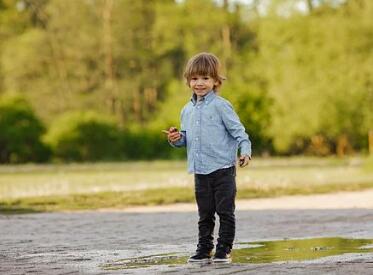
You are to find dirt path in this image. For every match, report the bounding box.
[1,190,373,274]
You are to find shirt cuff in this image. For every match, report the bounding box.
[168,133,185,147]
[168,139,177,148]
[240,142,252,158]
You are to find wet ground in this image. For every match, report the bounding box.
[1,208,373,274]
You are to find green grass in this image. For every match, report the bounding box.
[1,156,373,214]
[363,155,373,172]
[0,187,194,214]
[2,180,373,214]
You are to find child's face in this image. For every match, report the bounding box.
[189,75,218,98]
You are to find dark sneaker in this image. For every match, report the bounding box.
[213,244,232,263]
[187,246,213,263]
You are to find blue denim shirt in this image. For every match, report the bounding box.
[170,91,251,174]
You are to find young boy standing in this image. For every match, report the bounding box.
[166,52,251,263]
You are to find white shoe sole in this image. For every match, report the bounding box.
[187,258,211,264]
[212,258,232,264]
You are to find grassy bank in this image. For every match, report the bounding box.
[2,180,373,214]
[1,157,373,214]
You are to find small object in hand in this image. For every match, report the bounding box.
[239,158,245,167]
[162,127,178,134]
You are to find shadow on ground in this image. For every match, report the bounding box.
[0,204,42,215]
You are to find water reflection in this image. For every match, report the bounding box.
[102,237,373,270]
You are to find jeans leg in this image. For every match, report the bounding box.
[195,174,215,250]
[214,167,236,249]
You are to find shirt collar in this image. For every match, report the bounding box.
[190,90,216,105]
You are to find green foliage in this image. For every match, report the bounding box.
[147,80,190,130]
[0,96,50,163]
[123,127,186,160]
[44,111,123,161]
[0,0,372,160]
[257,0,373,154]
[222,70,273,154]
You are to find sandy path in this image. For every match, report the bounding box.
[113,189,373,213]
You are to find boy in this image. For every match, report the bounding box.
[166,52,251,263]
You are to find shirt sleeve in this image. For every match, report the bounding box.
[219,99,252,157]
[169,107,187,148]
[169,131,186,147]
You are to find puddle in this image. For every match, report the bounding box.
[234,237,373,264]
[102,237,373,270]
[102,253,189,270]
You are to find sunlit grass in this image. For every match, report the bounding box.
[0,156,372,213]
[0,161,190,199]
[2,181,373,214]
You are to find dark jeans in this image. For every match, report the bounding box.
[194,166,236,250]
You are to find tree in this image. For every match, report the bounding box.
[257,0,373,154]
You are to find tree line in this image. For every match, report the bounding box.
[0,0,372,163]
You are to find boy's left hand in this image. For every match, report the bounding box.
[239,155,251,168]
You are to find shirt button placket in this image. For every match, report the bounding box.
[196,102,202,169]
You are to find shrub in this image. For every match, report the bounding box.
[0,96,50,163]
[123,129,186,160]
[44,111,123,161]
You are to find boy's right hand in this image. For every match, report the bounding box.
[165,127,181,143]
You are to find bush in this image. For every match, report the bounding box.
[44,111,123,161]
[123,129,186,160]
[0,96,50,163]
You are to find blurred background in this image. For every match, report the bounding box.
[0,0,372,212]
[1,0,372,163]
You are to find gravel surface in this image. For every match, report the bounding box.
[2,205,373,274]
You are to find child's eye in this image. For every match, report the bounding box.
[203,77,210,80]
[191,77,197,80]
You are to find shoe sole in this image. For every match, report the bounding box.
[212,258,232,264]
[187,258,211,264]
